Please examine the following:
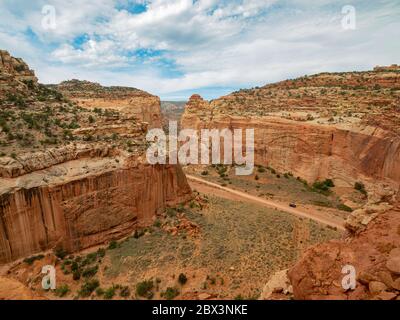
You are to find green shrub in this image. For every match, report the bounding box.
[55,284,70,297]
[82,265,98,278]
[23,254,44,265]
[97,248,106,258]
[337,204,353,212]
[136,280,154,299]
[96,288,105,296]
[108,240,118,250]
[153,219,162,228]
[354,182,367,195]
[313,179,334,193]
[161,287,179,300]
[104,286,116,299]
[54,247,68,260]
[178,273,187,285]
[79,279,100,297]
[166,207,177,217]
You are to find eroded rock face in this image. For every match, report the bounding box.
[287,205,400,300]
[181,68,400,202]
[0,154,191,264]
[52,79,162,128]
[0,51,192,264]
[0,50,38,96]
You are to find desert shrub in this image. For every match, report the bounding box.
[313,179,334,193]
[153,219,162,228]
[79,279,100,297]
[82,265,98,278]
[88,115,95,123]
[257,166,265,173]
[120,286,131,298]
[23,254,44,265]
[134,229,145,239]
[54,247,68,260]
[72,271,81,281]
[97,248,106,258]
[255,175,260,180]
[267,166,276,174]
[337,204,353,212]
[176,203,185,213]
[354,182,367,195]
[96,288,105,296]
[55,284,70,297]
[161,287,179,300]
[201,170,209,176]
[83,252,98,264]
[104,286,116,299]
[166,207,176,217]
[136,280,154,299]
[178,273,187,285]
[71,261,79,272]
[108,240,118,250]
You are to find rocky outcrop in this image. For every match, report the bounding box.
[288,204,400,300]
[52,80,162,128]
[0,50,38,97]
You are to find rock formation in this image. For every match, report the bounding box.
[0,51,191,264]
[0,50,38,96]
[181,67,400,213]
[51,79,162,128]
[182,67,400,300]
[288,204,400,300]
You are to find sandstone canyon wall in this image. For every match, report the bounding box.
[181,68,400,195]
[0,50,191,264]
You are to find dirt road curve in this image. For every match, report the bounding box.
[186,175,346,231]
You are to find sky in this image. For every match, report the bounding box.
[0,0,399,100]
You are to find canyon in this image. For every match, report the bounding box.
[1,48,400,300]
[181,66,400,300]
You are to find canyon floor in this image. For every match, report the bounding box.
[4,188,341,300]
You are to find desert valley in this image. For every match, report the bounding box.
[0,48,400,301]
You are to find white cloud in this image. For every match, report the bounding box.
[0,0,399,99]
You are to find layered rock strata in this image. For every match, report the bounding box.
[0,50,191,264]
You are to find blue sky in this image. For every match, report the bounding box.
[0,0,399,100]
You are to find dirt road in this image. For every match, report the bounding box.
[187,175,346,231]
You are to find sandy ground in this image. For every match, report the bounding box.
[187,174,345,231]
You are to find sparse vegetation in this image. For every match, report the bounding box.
[178,273,187,285]
[23,254,44,265]
[79,279,100,297]
[55,284,70,297]
[136,280,154,299]
[354,182,367,195]
[161,287,179,300]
